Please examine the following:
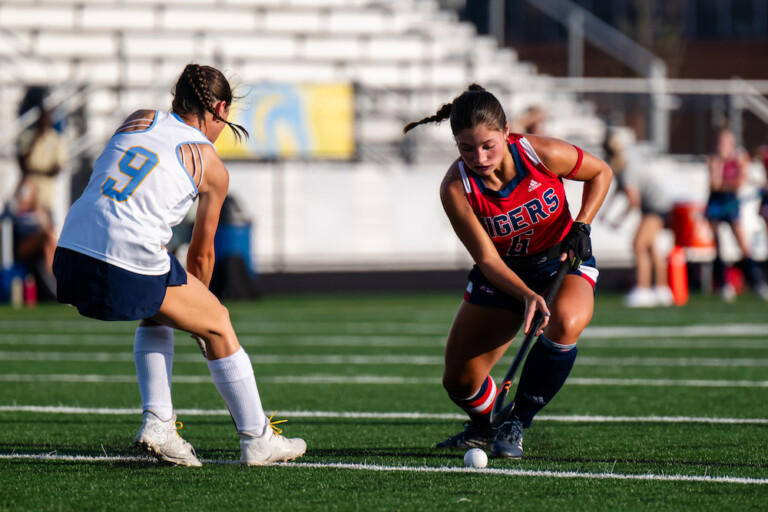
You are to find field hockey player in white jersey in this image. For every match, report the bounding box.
[53,63,306,467]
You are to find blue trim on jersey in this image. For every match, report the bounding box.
[469,142,527,198]
[170,112,214,195]
[110,110,159,138]
[174,142,210,194]
[171,112,213,142]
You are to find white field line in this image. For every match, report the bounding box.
[1,405,766,425]
[1,351,767,367]
[0,454,764,485]
[1,373,767,388]
[1,333,767,349]
[1,321,767,338]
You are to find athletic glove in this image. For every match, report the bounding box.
[560,221,592,270]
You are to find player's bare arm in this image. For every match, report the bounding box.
[527,134,613,225]
[187,146,229,287]
[440,162,550,334]
[707,155,723,191]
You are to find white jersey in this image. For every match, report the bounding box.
[58,111,212,275]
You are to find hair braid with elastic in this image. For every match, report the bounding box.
[187,66,223,124]
[402,103,453,134]
[172,63,249,142]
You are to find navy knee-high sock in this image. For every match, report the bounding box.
[713,256,726,289]
[512,335,577,428]
[739,257,765,289]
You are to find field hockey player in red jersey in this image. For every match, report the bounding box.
[705,128,768,301]
[53,64,306,466]
[403,84,612,459]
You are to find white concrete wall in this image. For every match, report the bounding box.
[224,157,767,274]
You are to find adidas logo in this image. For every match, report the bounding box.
[528,180,541,192]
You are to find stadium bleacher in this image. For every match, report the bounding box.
[0,0,646,273]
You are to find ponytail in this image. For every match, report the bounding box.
[402,83,506,136]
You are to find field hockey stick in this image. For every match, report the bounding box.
[192,335,208,359]
[489,259,569,428]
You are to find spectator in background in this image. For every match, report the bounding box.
[16,108,68,220]
[757,143,768,230]
[617,162,675,308]
[510,106,547,135]
[705,128,768,301]
[599,126,630,217]
[3,179,58,298]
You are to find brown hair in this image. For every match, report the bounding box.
[402,84,506,135]
[172,64,249,142]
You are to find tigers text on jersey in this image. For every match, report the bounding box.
[458,134,573,257]
[57,111,212,275]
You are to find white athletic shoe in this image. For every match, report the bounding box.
[240,417,307,466]
[654,286,675,307]
[134,410,202,467]
[720,283,737,303]
[625,287,658,308]
[755,282,768,301]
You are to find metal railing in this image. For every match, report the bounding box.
[522,0,671,152]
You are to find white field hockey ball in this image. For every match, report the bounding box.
[463,448,487,468]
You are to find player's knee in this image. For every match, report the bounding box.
[546,314,586,343]
[199,304,233,339]
[217,303,231,324]
[442,371,476,397]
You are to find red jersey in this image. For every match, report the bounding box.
[458,134,574,256]
[720,157,742,190]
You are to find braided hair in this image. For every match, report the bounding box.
[403,84,506,136]
[172,64,249,142]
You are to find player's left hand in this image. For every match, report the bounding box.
[560,221,592,270]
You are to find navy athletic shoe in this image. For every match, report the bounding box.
[435,421,494,449]
[490,418,524,459]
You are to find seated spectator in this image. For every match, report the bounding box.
[510,106,547,135]
[16,107,68,221]
[3,179,57,298]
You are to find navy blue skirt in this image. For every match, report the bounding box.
[53,247,187,321]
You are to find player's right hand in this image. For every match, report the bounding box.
[522,291,550,336]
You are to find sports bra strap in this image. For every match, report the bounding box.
[114,118,155,134]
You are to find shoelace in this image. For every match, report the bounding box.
[173,420,196,454]
[500,421,523,442]
[268,411,287,436]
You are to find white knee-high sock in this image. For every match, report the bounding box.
[206,347,267,434]
[133,325,175,421]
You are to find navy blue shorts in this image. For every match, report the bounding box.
[53,247,187,321]
[464,256,599,314]
[705,192,741,222]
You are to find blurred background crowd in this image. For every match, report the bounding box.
[1,0,767,307]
